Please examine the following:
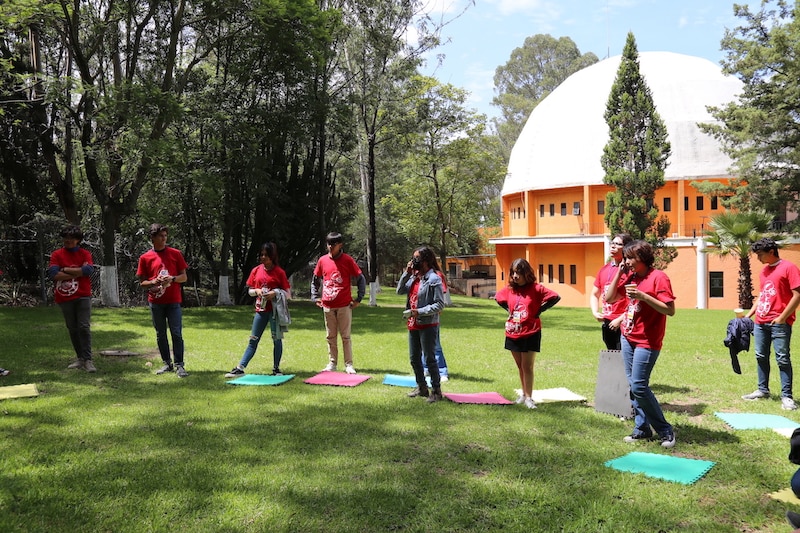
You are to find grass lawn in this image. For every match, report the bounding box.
[0,291,797,532]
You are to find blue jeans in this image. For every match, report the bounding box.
[422,327,449,376]
[621,337,673,438]
[59,297,92,360]
[239,311,282,370]
[149,303,184,366]
[410,326,440,390]
[753,322,793,398]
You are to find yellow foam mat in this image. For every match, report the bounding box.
[769,488,800,504]
[0,383,39,400]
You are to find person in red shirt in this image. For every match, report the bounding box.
[48,225,96,372]
[225,242,291,378]
[590,233,632,349]
[606,240,676,448]
[311,232,366,374]
[495,258,560,410]
[742,238,800,410]
[137,223,189,378]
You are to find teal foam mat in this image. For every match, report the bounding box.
[605,452,715,485]
[715,412,800,430]
[226,374,295,386]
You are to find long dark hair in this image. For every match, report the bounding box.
[508,258,536,287]
[260,242,279,265]
[414,246,440,272]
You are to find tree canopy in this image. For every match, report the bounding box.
[601,32,674,267]
[492,34,598,157]
[701,0,800,222]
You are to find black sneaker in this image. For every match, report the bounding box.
[156,363,174,375]
[660,432,676,448]
[787,510,800,529]
[225,367,245,378]
[623,433,653,443]
[270,369,283,376]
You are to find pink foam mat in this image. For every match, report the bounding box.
[443,392,513,405]
[303,371,371,387]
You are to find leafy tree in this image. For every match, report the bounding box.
[384,76,503,270]
[700,0,800,218]
[492,34,598,158]
[337,0,461,304]
[601,32,674,267]
[702,210,775,309]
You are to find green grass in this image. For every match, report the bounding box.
[0,293,797,532]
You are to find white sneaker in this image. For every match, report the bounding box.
[742,390,770,400]
[345,364,357,374]
[783,397,798,411]
[524,397,537,409]
[439,375,449,383]
[514,389,525,404]
[322,362,336,372]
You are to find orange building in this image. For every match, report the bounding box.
[490,52,792,310]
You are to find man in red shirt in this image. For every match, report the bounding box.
[742,238,800,410]
[49,225,96,372]
[311,232,366,374]
[591,233,633,350]
[137,224,189,378]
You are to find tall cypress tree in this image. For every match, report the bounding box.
[601,32,673,262]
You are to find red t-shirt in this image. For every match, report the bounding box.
[621,268,675,350]
[247,264,290,313]
[754,259,800,325]
[495,282,560,339]
[136,247,188,304]
[313,252,362,308]
[49,247,94,303]
[594,261,628,319]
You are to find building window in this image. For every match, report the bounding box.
[663,197,672,212]
[549,204,555,216]
[573,202,581,215]
[540,204,545,217]
[597,200,605,215]
[539,264,544,283]
[560,203,567,216]
[711,196,718,210]
[548,264,553,283]
[684,196,689,211]
[709,271,724,298]
[558,264,564,283]
[696,196,704,210]
[570,264,577,285]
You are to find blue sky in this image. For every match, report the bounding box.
[421,0,743,119]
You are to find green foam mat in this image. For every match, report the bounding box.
[226,374,294,386]
[605,452,715,484]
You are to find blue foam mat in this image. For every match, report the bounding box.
[605,452,715,484]
[714,412,800,430]
[382,374,431,387]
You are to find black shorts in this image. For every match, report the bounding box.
[505,331,542,352]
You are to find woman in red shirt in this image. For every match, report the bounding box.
[495,258,560,409]
[606,240,676,448]
[225,242,291,377]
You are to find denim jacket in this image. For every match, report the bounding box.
[396,269,444,326]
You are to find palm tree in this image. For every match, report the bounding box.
[702,210,776,309]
